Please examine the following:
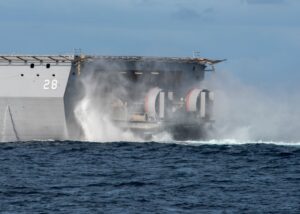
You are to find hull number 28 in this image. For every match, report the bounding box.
[43,79,58,90]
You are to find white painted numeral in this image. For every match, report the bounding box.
[51,79,58,89]
[43,79,58,90]
[43,79,50,89]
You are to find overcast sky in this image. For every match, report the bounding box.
[0,0,299,90]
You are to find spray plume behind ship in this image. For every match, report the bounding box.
[0,54,224,141]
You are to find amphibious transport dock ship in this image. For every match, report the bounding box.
[0,55,223,141]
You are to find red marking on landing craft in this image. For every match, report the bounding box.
[144,88,154,113]
[185,88,195,112]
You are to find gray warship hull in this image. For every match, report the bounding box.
[0,55,223,141]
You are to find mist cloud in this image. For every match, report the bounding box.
[204,70,300,142]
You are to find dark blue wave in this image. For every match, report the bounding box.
[0,141,299,213]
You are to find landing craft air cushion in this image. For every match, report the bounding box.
[0,55,223,141]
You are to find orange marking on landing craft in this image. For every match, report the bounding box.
[185,88,194,112]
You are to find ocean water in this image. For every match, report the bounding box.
[0,140,299,213]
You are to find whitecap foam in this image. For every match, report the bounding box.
[173,139,300,146]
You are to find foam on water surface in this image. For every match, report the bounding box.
[179,139,300,146]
